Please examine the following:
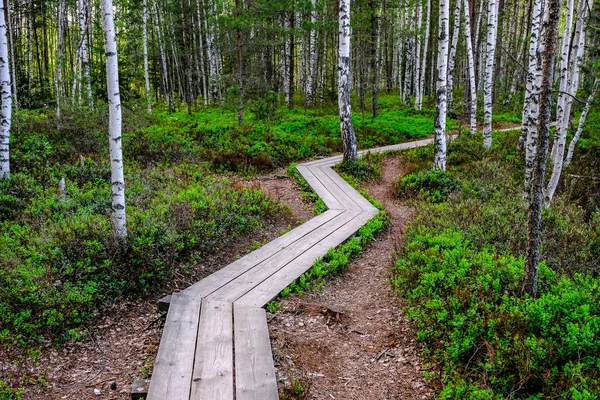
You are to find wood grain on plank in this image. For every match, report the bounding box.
[183,209,343,298]
[234,305,279,400]
[190,299,234,400]
[147,292,202,400]
[296,165,344,210]
[207,209,362,303]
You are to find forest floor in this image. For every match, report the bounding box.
[268,156,433,400]
[5,158,431,399]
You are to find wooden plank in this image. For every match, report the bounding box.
[296,165,343,210]
[190,299,234,400]
[183,209,343,298]
[234,305,279,400]
[299,154,343,167]
[238,210,377,307]
[318,166,376,212]
[147,292,202,400]
[207,209,362,303]
[308,165,362,211]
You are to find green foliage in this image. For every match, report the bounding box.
[0,380,22,400]
[396,169,461,203]
[394,229,600,398]
[393,131,600,398]
[338,152,383,183]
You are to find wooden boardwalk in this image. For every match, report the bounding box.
[146,138,434,400]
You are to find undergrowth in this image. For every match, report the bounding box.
[393,131,600,399]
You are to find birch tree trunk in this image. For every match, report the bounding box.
[305,0,317,106]
[5,0,16,107]
[143,0,151,113]
[483,0,499,148]
[447,0,462,117]
[416,0,430,110]
[102,0,127,239]
[413,0,423,110]
[0,1,11,179]
[338,0,358,163]
[206,0,219,106]
[371,0,380,118]
[434,0,449,170]
[463,0,477,135]
[56,0,66,122]
[519,0,542,150]
[79,0,93,110]
[564,79,598,169]
[523,0,561,297]
[196,0,208,108]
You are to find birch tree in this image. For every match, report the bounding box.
[463,0,477,135]
[305,0,317,106]
[483,0,499,148]
[564,79,599,169]
[338,0,358,163]
[545,0,588,205]
[0,1,11,179]
[523,0,561,297]
[446,0,462,117]
[434,0,450,170]
[102,0,127,239]
[56,0,66,122]
[416,0,431,110]
[79,0,93,110]
[143,0,151,114]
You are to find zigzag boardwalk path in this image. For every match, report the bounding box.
[146,139,434,400]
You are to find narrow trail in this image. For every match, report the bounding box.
[269,156,433,400]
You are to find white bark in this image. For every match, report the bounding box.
[101,0,127,238]
[305,0,317,106]
[78,0,93,110]
[434,0,449,170]
[5,0,16,106]
[195,0,208,108]
[447,0,462,116]
[483,0,499,148]
[143,0,151,113]
[463,0,477,135]
[338,0,357,163]
[56,0,66,121]
[416,0,430,110]
[413,0,423,109]
[282,15,290,105]
[545,0,589,204]
[403,4,414,105]
[564,80,598,169]
[0,2,11,179]
[206,0,219,105]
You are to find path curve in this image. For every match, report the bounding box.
[146,138,434,400]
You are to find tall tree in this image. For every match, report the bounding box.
[79,0,93,110]
[102,0,127,239]
[305,0,317,106]
[143,0,151,114]
[446,0,462,117]
[338,0,358,163]
[416,0,431,110]
[523,0,562,297]
[0,0,11,179]
[483,0,499,148]
[434,0,450,170]
[463,0,477,135]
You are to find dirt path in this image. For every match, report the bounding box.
[269,156,433,400]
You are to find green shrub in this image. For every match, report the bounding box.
[396,169,461,203]
[394,229,600,399]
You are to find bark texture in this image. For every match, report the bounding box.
[0,1,11,179]
[434,0,449,170]
[338,0,358,163]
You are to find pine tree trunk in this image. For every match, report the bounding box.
[338,0,358,163]
[483,0,499,148]
[101,0,127,239]
[143,0,151,113]
[434,0,449,170]
[463,0,477,135]
[0,0,11,179]
[524,0,561,297]
[447,0,462,117]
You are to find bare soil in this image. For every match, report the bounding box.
[269,156,433,400]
